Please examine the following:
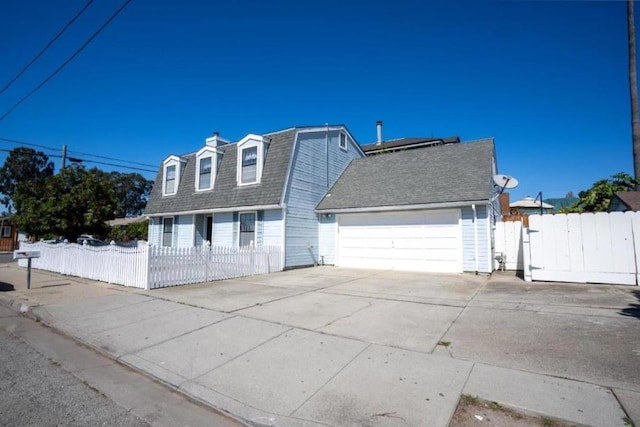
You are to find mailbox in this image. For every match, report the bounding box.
[13,250,41,260]
[14,249,40,290]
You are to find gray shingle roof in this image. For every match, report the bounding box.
[613,191,640,211]
[316,138,495,211]
[145,129,296,215]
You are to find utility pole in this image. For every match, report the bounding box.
[628,0,640,183]
[61,144,67,169]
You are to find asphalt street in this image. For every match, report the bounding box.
[0,329,149,427]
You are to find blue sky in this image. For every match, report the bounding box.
[0,0,635,201]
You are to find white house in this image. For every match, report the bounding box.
[146,125,500,274]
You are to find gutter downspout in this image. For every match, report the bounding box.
[281,203,287,270]
[472,204,479,274]
[325,123,330,190]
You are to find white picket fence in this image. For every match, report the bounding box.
[147,245,283,289]
[522,212,640,285]
[18,242,283,290]
[494,221,524,271]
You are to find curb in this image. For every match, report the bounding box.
[0,294,38,316]
[0,294,251,427]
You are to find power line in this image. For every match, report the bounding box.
[0,137,157,174]
[0,147,156,174]
[0,0,95,97]
[1,137,157,168]
[78,158,156,173]
[0,0,134,122]
[67,149,157,168]
[0,137,61,152]
[0,148,62,158]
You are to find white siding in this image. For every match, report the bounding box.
[284,130,362,268]
[263,209,283,247]
[175,215,195,247]
[148,217,161,246]
[213,212,234,246]
[318,214,336,265]
[461,205,491,273]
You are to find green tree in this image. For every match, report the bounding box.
[13,166,118,240]
[0,147,54,212]
[561,172,640,213]
[107,172,152,217]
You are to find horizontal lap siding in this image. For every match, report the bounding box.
[213,212,233,246]
[148,218,162,246]
[285,131,361,268]
[175,215,194,247]
[263,210,283,247]
[461,205,490,273]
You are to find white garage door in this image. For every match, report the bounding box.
[337,209,462,273]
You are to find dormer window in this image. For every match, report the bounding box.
[162,155,183,196]
[166,165,176,193]
[198,156,212,190]
[195,136,225,191]
[236,134,269,186]
[241,146,258,184]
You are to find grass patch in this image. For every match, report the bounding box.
[624,416,635,427]
[437,340,451,347]
[488,401,503,410]
[542,417,556,427]
[460,394,479,404]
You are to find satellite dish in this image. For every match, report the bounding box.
[493,174,519,191]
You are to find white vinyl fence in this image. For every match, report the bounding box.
[523,212,640,285]
[147,245,283,289]
[18,242,283,290]
[494,221,524,271]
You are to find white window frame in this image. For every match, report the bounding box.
[0,226,11,238]
[236,134,269,186]
[162,155,182,196]
[195,146,223,191]
[162,217,174,247]
[339,132,348,151]
[197,156,213,191]
[237,211,257,248]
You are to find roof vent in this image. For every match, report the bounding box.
[376,120,383,145]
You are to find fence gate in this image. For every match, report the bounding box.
[523,212,640,285]
[494,221,523,270]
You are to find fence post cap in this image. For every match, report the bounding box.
[110,240,116,245]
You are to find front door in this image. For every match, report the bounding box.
[206,216,213,243]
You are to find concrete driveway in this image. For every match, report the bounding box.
[2,265,639,426]
[145,267,639,426]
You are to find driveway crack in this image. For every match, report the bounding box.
[316,301,374,330]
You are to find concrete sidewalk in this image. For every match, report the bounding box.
[0,263,636,426]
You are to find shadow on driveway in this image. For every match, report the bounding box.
[0,282,15,292]
[620,290,640,319]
